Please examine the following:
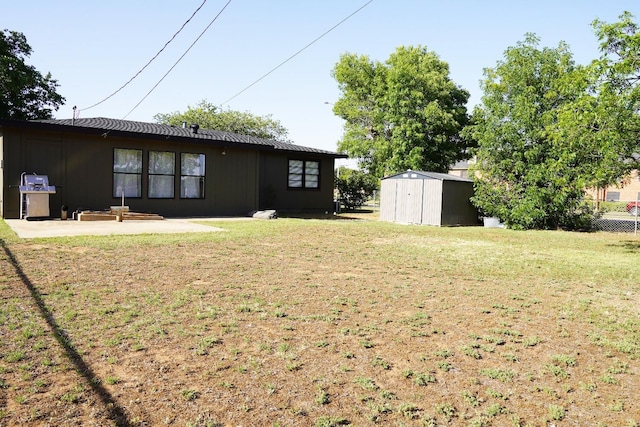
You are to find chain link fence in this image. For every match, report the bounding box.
[592,197,640,234]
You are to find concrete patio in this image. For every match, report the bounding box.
[3,217,252,239]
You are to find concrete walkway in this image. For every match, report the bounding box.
[4,217,251,238]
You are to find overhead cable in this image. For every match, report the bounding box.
[221,0,374,105]
[122,0,233,119]
[79,0,208,114]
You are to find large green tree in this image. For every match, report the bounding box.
[154,100,290,142]
[332,46,471,178]
[0,29,65,120]
[467,34,595,230]
[469,13,640,230]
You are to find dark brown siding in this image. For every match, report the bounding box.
[259,152,336,213]
[2,125,338,218]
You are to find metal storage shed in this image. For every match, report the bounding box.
[380,170,479,226]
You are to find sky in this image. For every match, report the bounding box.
[4,1,640,167]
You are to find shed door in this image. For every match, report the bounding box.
[395,179,424,224]
[421,179,443,226]
[379,179,397,222]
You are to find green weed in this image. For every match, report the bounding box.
[354,377,378,391]
[548,404,566,421]
[544,364,569,379]
[433,349,454,358]
[486,388,508,400]
[486,403,507,417]
[480,368,516,382]
[551,354,577,367]
[413,372,436,386]
[180,389,198,401]
[314,416,349,427]
[105,376,120,385]
[437,361,453,371]
[397,402,420,419]
[435,402,457,422]
[462,390,481,408]
[315,388,330,405]
[462,345,482,359]
[609,399,624,412]
[371,355,391,370]
[5,351,25,363]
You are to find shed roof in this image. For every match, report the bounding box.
[0,117,347,158]
[382,170,473,183]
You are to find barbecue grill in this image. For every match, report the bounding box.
[19,172,56,219]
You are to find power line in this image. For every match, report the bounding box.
[221,0,374,105]
[122,0,233,119]
[79,0,208,114]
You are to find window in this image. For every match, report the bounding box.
[113,148,142,198]
[180,153,205,198]
[148,151,175,198]
[606,191,620,202]
[288,160,320,189]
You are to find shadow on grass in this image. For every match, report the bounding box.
[278,207,378,221]
[608,240,640,253]
[0,238,132,426]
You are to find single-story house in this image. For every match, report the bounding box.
[0,117,347,219]
[380,170,479,226]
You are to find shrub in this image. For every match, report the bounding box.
[335,167,378,210]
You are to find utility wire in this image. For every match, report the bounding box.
[79,0,208,114]
[122,0,232,119]
[221,0,374,105]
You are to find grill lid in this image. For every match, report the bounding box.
[19,174,56,193]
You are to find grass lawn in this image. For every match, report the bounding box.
[0,214,638,426]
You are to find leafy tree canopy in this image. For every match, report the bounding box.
[332,46,471,179]
[590,11,640,172]
[593,11,640,94]
[467,34,595,230]
[0,29,65,120]
[154,100,290,142]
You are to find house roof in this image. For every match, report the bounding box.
[0,117,347,158]
[450,159,472,170]
[382,170,473,182]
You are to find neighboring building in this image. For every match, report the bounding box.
[448,158,640,205]
[0,118,347,219]
[379,170,479,226]
[595,170,640,203]
[448,158,476,179]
